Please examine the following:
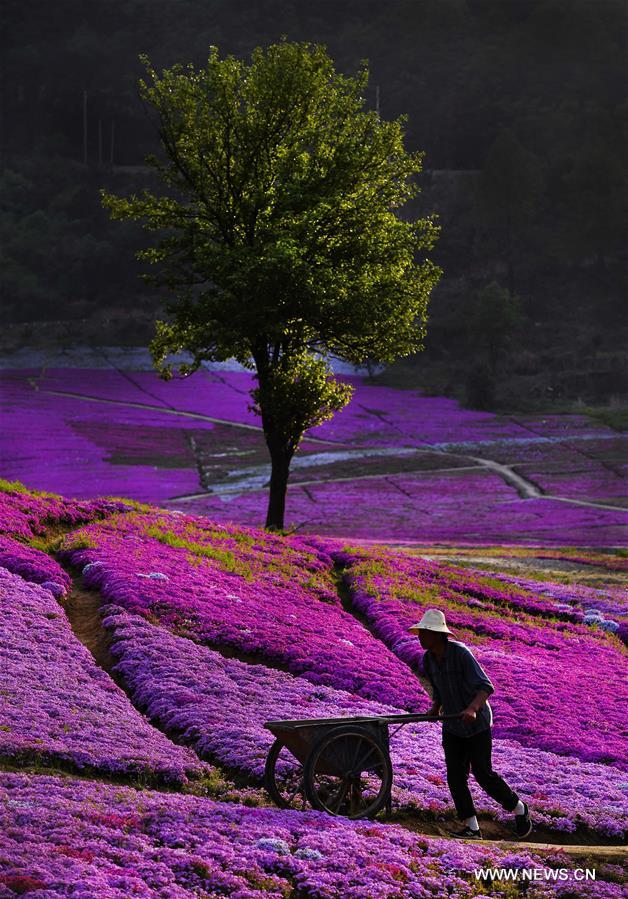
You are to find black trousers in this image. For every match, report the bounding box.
[443,728,519,820]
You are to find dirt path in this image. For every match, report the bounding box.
[392,810,627,851]
[61,579,116,672]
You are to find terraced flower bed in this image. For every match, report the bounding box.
[62,510,428,710]
[0,535,71,596]
[103,603,627,836]
[0,478,127,541]
[0,480,625,895]
[2,367,626,544]
[327,545,628,769]
[0,566,204,785]
[181,469,628,545]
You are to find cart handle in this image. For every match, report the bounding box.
[371,713,467,724]
[385,712,462,742]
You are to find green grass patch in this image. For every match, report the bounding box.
[0,478,62,499]
[144,525,254,579]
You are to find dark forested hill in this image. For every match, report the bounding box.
[1,0,626,407]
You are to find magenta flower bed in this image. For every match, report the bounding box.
[1,773,623,898]
[2,368,626,545]
[103,603,627,837]
[496,574,627,626]
[530,470,627,502]
[0,481,128,541]
[0,566,204,785]
[180,470,628,546]
[329,547,628,770]
[0,378,205,502]
[36,367,262,428]
[63,510,428,710]
[0,535,71,597]
[24,367,613,448]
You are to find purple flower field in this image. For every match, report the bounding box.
[0,566,204,785]
[1,367,626,544]
[0,535,71,596]
[63,510,428,710]
[103,603,626,836]
[1,772,624,898]
[324,545,628,770]
[0,355,626,896]
[183,472,628,546]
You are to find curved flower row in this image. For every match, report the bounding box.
[1,772,623,898]
[496,574,627,633]
[104,604,626,837]
[62,511,428,710]
[0,535,71,597]
[0,566,204,785]
[324,546,628,770]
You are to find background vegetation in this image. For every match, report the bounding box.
[2,0,626,410]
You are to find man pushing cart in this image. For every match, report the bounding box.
[409,608,532,840]
[264,608,532,840]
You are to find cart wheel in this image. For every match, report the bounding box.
[264,738,308,810]
[303,725,393,820]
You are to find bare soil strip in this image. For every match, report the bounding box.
[61,579,116,672]
[393,809,626,850]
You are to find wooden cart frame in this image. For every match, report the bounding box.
[264,713,458,819]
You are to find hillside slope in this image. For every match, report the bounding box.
[0,481,626,896]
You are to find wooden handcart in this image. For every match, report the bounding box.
[264,713,458,820]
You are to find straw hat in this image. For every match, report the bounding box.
[408,609,453,634]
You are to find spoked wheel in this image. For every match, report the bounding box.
[303,725,393,819]
[264,738,308,810]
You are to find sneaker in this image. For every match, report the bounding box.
[448,826,483,840]
[515,802,532,839]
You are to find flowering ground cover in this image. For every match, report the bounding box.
[1,772,624,898]
[0,478,128,542]
[324,545,628,770]
[413,545,628,573]
[2,366,626,544]
[0,376,205,502]
[491,575,627,632]
[0,534,71,596]
[0,480,132,595]
[0,480,625,891]
[62,509,429,710]
[181,470,628,546]
[103,603,627,837]
[0,565,204,785]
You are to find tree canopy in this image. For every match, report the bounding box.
[102,40,441,528]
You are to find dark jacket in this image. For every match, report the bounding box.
[423,639,495,737]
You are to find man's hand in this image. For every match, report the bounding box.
[460,690,491,726]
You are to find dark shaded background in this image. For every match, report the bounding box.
[1,0,626,410]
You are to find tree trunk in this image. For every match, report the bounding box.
[265,441,292,531]
[251,340,296,532]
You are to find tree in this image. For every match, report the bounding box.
[102,41,441,530]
